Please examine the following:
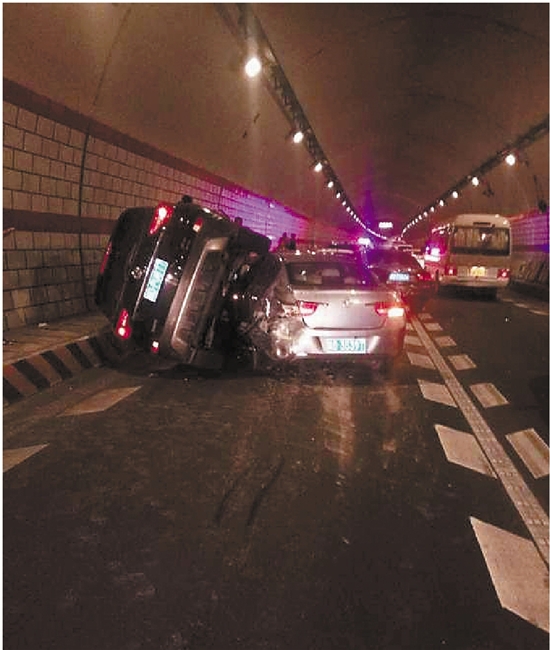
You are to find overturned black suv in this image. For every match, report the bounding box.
[95,196,275,370]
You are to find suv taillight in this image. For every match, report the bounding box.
[149,202,175,236]
[497,268,510,279]
[115,308,132,340]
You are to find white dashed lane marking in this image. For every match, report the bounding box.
[59,386,142,416]
[471,518,549,632]
[424,322,443,331]
[507,429,550,479]
[470,383,509,408]
[417,380,456,407]
[435,425,496,477]
[411,316,548,563]
[406,351,435,370]
[434,335,457,348]
[404,334,423,347]
[448,354,476,371]
[4,444,49,473]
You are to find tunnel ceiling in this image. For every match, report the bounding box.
[3,3,549,236]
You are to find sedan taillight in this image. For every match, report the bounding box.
[497,268,510,279]
[115,308,132,340]
[149,202,175,236]
[375,302,405,318]
[444,265,457,276]
[297,301,326,317]
[416,269,432,282]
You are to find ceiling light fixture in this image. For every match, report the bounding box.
[244,55,262,78]
[314,161,323,172]
[292,130,304,144]
[471,176,480,186]
[505,153,516,166]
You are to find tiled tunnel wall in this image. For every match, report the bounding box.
[3,82,345,331]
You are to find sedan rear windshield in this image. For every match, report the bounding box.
[286,261,379,288]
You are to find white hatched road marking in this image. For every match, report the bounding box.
[507,429,550,479]
[4,444,49,473]
[406,322,414,331]
[434,335,457,348]
[59,386,142,416]
[406,351,435,369]
[417,380,456,407]
[435,425,496,477]
[448,354,477,371]
[471,518,549,632]
[470,383,509,408]
[411,316,549,564]
[418,312,432,321]
[424,322,443,331]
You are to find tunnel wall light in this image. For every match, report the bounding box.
[505,153,516,166]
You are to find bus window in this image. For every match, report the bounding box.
[451,227,510,256]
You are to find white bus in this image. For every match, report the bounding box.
[423,213,511,297]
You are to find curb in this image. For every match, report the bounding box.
[2,328,131,407]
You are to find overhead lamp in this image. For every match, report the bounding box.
[439,199,445,207]
[471,176,480,186]
[292,130,304,144]
[505,153,516,166]
[327,180,334,189]
[336,192,341,199]
[430,206,435,213]
[452,190,459,199]
[244,55,262,78]
[314,161,323,172]
[423,211,428,217]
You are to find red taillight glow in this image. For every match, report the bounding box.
[298,300,324,317]
[416,269,432,282]
[149,202,174,236]
[151,340,160,354]
[192,216,203,233]
[444,265,457,276]
[375,302,405,318]
[99,240,112,275]
[115,308,132,340]
[497,268,510,279]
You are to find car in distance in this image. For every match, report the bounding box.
[229,247,407,373]
[365,248,434,314]
[95,196,271,370]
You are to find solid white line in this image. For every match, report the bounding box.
[412,316,549,564]
[471,517,549,632]
[470,383,509,408]
[507,429,550,479]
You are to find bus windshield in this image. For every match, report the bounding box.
[450,226,510,256]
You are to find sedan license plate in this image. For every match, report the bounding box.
[143,258,169,303]
[325,338,367,354]
[389,271,410,282]
[470,266,486,277]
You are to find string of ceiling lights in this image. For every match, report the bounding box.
[402,115,549,236]
[221,4,369,232]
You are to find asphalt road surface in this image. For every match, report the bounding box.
[4,289,549,650]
